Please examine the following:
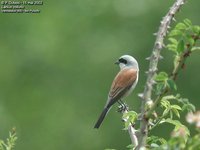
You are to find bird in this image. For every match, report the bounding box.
[94,55,139,129]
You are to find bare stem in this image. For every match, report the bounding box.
[128,125,138,147]
[137,0,186,149]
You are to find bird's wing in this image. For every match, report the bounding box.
[105,68,138,108]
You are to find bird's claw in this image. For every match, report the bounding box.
[117,103,129,113]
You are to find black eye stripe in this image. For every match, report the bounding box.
[119,58,127,64]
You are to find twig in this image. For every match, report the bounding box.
[137,0,186,149]
[119,105,138,148]
[123,110,138,148]
[128,125,138,148]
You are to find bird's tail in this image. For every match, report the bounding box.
[94,107,109,129]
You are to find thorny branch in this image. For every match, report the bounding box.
[137,0,187,149]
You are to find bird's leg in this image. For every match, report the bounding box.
[117,101,124,112]
[117,100,123,106]
[117,99,129,113]
[119,99,129,112]
[117,100,124,112]
[118,100,135,127]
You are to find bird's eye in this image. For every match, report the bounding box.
[118,58,127,64]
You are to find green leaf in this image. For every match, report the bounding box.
[147,136,167,146]
[122,111,137,118]
[175,23,187,30]
[174,125,190,137]
[162,109,169,116]
[123,111,138,129]
[155,72,168,81]
[167,38,178,53]
[191,47,200,51]
[183,126,190,136]
[169,29,183,36]
[177,97,196,112]
[161,99,170,108]
[182,104,196,112]
[155,83,165,95]
[168,38,178,45]
[162,95,176,101]
[164,119,190,137]
[172,108,180,118]
[192,25,200,34]
[0,130,17,150]
[122,111,138,121]
[165,118,182,127]
[171,105,182,110]
[167,79,177,91]
[187,36,195,46]
[170,110,173,119]
[167,44,177,52]
[180,98,189,103]
[177,40,185,53]
[151,143,159,148]
[183,19,192,27]
[188,104,196,112]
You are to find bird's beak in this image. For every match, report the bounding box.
[114,61,120,65]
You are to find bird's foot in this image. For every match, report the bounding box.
[117,102,129,113]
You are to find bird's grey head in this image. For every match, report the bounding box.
[115,55,139,70]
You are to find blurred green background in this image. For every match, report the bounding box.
[0,0,200,149]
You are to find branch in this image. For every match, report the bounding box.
[128,125,138,147]
[137,0,186,149]
[123,111,138,147]
[119,105,139,148]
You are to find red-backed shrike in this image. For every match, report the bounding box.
[94,55,139,129]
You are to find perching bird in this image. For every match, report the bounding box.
[94,55,139,129]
